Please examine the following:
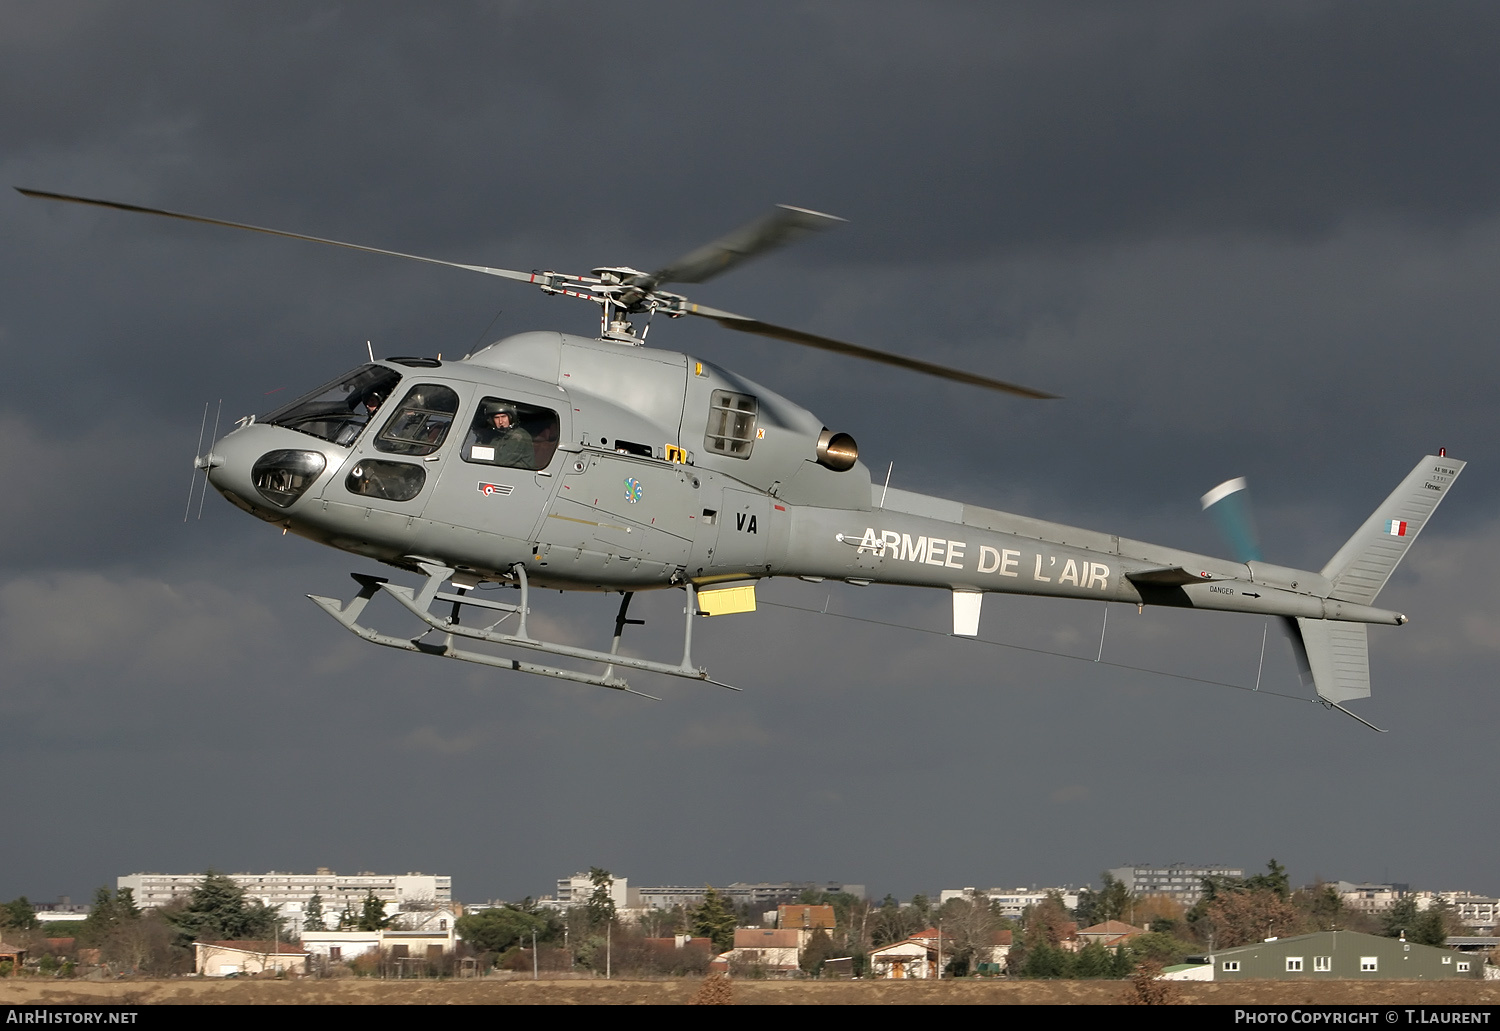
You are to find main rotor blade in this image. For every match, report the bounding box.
[687,304,1059,399]
[16,187,540,286]
[634,205,845,291]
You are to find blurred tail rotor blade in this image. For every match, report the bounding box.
[1200,476,1263,563]
[635,205,845,290]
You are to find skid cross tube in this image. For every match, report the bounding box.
[307,565,739,693]
[307,574,654,695]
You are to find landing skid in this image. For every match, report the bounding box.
[308,560,740,697]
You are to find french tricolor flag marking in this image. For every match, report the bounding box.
[1385,520,1408,537]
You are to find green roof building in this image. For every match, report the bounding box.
[1188,930,1484,981]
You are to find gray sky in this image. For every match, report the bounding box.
[3,1,1497,907]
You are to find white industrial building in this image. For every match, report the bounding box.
[938,887,1081,918]
[117,870,452,930]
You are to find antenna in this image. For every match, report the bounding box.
[184,402,209,522]
[367,340,375,362]
[195,400,222,520]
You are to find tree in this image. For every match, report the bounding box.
[0,897,39,931]
[586,867,616,928]
[637,903,688,940]
[1408,898,1462,947]
[1024,891,1074,948]
[303,893,325,932]
[1008,891,1076,977]
[691,887,737,954]
[1292,882,1343,931]
[455,906,552,955]
[1077,873,1133,927]
[1200,889,1299,948]
[872,896,924,947]
[81,887,139,947]
[1074,939,1113,978]
[909,893,932,925]
[1245,859,1291,899]
[166,871,281,948]
[1127,931,1193,966]
[800,927,834,976]
[937,892,1001,974]
[103,911,176,975]
[356,890,392,931]
[1017,940,1074,978]
[1382,896,1419,940]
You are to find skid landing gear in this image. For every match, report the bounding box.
[308,560,740,697]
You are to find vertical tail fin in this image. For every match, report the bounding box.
[1321,454,1465,604]
[1286,616,1370,704]
[1287,453,1463,725]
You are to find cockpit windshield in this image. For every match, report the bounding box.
[263,364,403,446]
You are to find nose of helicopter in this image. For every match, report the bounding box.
[201,422,340,520]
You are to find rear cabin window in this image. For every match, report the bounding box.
[374,384,461,457]
[705,389,758,458]
[460,397,561,471]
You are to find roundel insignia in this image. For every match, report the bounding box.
[624,477,643,504]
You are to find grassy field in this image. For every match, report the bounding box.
[2,976,1499,1005]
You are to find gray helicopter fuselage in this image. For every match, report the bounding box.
[205,331,1402,626]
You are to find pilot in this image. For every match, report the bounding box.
[361,390,385,417]
[478,403,535,469]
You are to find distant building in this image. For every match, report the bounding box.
[1336,881,1411,918]
[869,938,936,979]
[194,940,309,977]
[1108,865,1245,907]
[725,928,801,974]
[1414,892,1499,935]
[118,870,451,931]
[1076,920,1145,948]
[32,899,90,924]
[302,923,457,964]
[937,887,1081,919]
[632,881,863,911]
[777,905,835,932]
[1185,930,1483,981]
[540,872,635,912]
[868,928,957,979]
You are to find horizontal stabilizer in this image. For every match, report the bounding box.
[1322,455,1465,605]
[1287,616,1370,705]
[1125,566,1225,587]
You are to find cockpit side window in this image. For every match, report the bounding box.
[461,397,561,471]
[705,389,758,458]
[373,384,461,457]
[263,364,403,446]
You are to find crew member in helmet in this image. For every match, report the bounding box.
[476,402,535,469]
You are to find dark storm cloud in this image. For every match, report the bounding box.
[9,2,1500,250]
[1,1,1497,905]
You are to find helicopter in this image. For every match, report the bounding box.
[19,188,1464,723]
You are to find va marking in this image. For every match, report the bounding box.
[849,528,1111,590]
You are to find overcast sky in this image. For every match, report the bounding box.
[3,1,1498,908]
